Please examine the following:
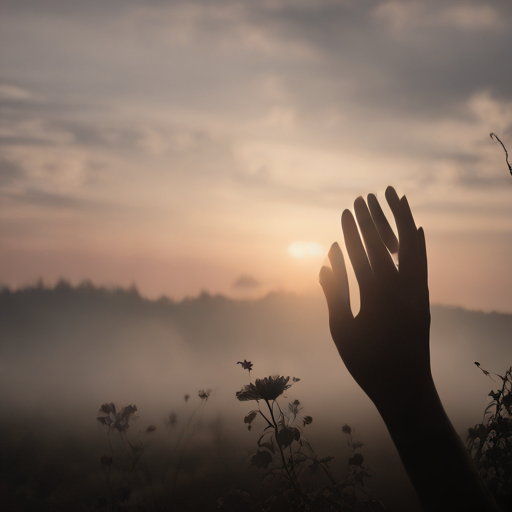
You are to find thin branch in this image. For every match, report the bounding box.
[490,133,512,175]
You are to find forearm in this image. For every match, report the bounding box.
[322,189,501,510]
[375,378,500,512]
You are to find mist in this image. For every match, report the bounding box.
[1,282,510,511]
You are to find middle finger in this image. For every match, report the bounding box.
[354,196,397,281]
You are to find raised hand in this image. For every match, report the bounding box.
[319,186,500,511]
[319,186,430,409]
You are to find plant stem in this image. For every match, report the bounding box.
[105,431,117,511]
[265,399,296,487]
[256,401,274,429]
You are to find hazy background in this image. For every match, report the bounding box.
[1,0,512,311]
[1,1,512,510]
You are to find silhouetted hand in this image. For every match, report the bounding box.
[319,186,500,511]
[319,186,430,409]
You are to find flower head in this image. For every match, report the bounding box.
[198,389,212,400]
[236,376,292,402]
[342,424,352,435]
[97,403,138,432]
[237,359,253,371]
[166,411,178,428]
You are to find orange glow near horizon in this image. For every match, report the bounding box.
[288,241,325,259]
[1,2,512,312]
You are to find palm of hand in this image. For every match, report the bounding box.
[320,187,431,407]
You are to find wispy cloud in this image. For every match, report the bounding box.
[1,0,512,307]
[3,188,103,211]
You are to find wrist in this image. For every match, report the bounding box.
[375,374,439,422]
[370,368,438,423]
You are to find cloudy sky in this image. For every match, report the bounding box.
[1,0,512,311]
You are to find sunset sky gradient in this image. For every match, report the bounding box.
[1,0,512,311]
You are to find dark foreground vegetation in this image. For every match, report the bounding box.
[0,282,511,511]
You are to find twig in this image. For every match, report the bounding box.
[475,361,495,382]
[490,133,512,175]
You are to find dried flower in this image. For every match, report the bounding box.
[288,399,303,420]
[198,389,212,400]
[97,403,138,432]
[100,403,115,415]
[342,424,352,435]
[237,359,253,371]
[166,412,178,428]
[236,376,292,402]
[475,362,495,381]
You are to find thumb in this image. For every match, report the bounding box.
[319,265,353,339]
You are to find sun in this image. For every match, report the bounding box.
[288,241,324,259]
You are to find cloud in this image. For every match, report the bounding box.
[0,158,24,186]
[2,188,102,211]
[232,274,261,289]
[0,84,35,101]
[3,2,511,147]
[1,0,512,306]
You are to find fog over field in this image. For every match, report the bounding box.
[1,283,510,510]
[2,1,512,510]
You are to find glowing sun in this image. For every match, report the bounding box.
[288,241,325,259]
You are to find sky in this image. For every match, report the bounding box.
[1,0,512,311]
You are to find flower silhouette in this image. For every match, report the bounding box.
[475,362,495,381]
[97,403,138,432]
[236,376,292,402]
[237,359,253,371]
[342,424,352,435]
[198,389,212,400]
